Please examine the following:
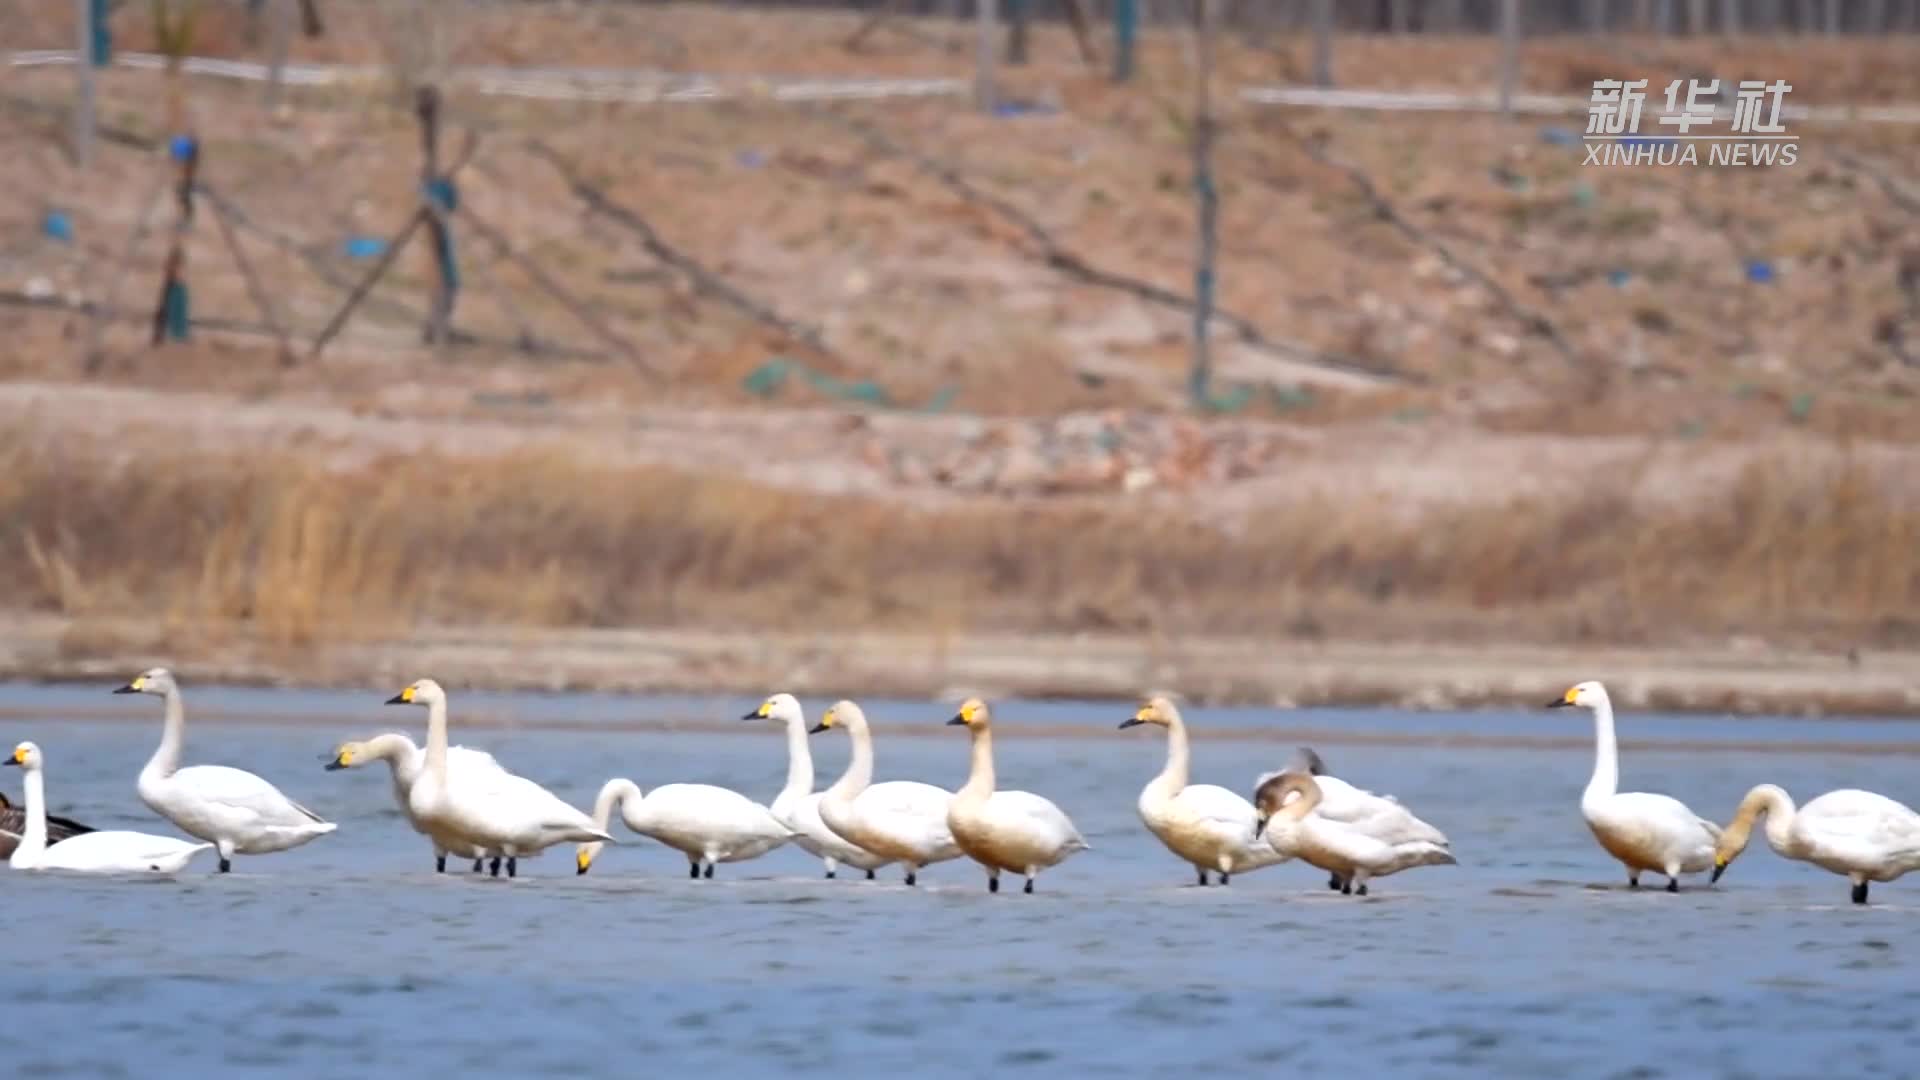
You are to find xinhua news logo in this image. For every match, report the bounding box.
[1585,79,1798,167]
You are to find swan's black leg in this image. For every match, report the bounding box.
[1355,883,1369,897]
[435,855,446,874]
[1220,872,1230,886]
[1024,878,1034,895]
[826,869,836,880]
[1340,879,1352,895]
[217,857,231,873]
[1628,872,1640,889]
[688,861,700,880]
[489,856,502,877]
[1328,873,1343,891]
[1196,867,1208,886]
[703,862,715,880]
[988,875,999,893]
[507,857,517,879]
[1666,877,1679,894]
[1853,881,1870,905]
[472,858,483,873]
[866,869,876,881]
[905,869,917,886]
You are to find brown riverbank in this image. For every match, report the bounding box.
[3,614,1915,718]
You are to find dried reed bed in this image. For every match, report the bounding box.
[3,433,1916,650]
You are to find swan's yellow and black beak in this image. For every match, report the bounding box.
[112,679,142,695]
[324,749,352,772]
[1118,717,1143,729]
[385,686,415,706]
[1711,857,1729,884]
[576,850,592,875]
[1546,694,1576,709]
[946,714,967,726]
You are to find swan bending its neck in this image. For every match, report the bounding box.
[1254,772,1320,832]
[819,703,875,801]
[1719,784,1798,862]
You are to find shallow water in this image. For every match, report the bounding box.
[4,686,1919,1078]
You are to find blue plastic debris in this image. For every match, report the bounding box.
[343,235,387,259]
[41,210,74,244]
[169,134,197,163]
[1606,268,1631,287]
[1745,259,1775,284]
[1539,126,1580,147]
[992,100,1056,118]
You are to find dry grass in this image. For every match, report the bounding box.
[3,433,1916,653]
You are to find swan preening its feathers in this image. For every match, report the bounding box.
[1549,681,1721,892]
[1251,750,1455,896]
[6,743,214,874]
[945,698,1088,894]
[1712,784,1920,905]
[1252,772,1455,895]
[119,668,336,872]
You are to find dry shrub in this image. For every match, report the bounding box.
[0,433,1915,648]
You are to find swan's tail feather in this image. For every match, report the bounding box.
[289,800,329,825]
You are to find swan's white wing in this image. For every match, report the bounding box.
[858,780,953,821]
[170,765,327,824]
[791,793,892,867]
[1174,783,1259,830]
[447,746,508,775]
[993,790,1086,846]
[1800,790,1920,859]
[39,830,210,871]
[647,784,795,838]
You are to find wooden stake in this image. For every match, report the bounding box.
[73,0,96,168]
[976,0,999,112]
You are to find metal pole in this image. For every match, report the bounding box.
[1720,0,1741,34]
[1498,0,1519,117]
[976,0,998,112]
[73,0,95,168]
[1190,0,1217,409]
[1310,0,1332,87]
[267,0,293,113]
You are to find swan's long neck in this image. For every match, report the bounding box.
[1151,714,1192,797]
[592,779,646,832]
[827,718,874,802]
[1725,784,1798,858]
[423,698,448,786]
[775,717,815,808]
[957,724,997,804]
[364,733,418,774]
[1280,778,1322,824]
[142,687,187,780]
[16,768,48,860]
[1582,699,1619,809]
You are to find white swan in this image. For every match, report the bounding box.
[1120,696,1286,885]
[388,678,611,876]
[944,698,1088,894]
[1253,772,1455,896]
[575,778,795,878]
[5,742,214,874]
[1550,680,1720,891]
[324,733,509,873]
[1255,747,1451,891]
[118,668,337,872]
[811,700,963,886]
[743,693,893,880]
[1713,784,1920,905]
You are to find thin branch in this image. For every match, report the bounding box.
[523,137,837,359]
[828,113,1416,384]
[206,194,294,365]
[455,204,655,376]
[1261,117,1585,370]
